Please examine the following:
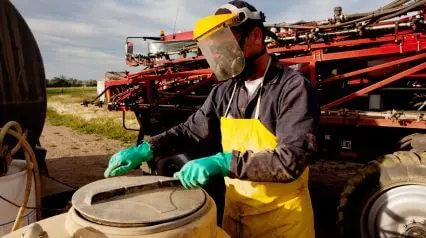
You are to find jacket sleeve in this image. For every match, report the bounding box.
[228,73,320,183]
[146,85,222,159]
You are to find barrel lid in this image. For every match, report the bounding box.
[71,176,206,227]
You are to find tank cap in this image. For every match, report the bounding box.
[71,176,206,227]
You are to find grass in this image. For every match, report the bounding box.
[47,87,97,97]
[47,108,138,144]
[47,87,97,103]
[46,87,139,144]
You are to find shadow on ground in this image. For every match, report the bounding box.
[309,160,365,238]
[46,154,141,188]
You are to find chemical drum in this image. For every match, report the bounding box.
[0,160,36,236]
[3,176,230,238]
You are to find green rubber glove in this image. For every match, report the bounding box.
[104,141,154,177]
[174,152,232,189]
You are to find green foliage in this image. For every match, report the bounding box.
[46,75,97,88]
[46,87,97,103]
[46,108,138,144]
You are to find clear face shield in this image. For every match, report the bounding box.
[196,26,245,81]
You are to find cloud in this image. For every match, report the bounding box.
[27,18,100,37]
[55,46,122,64]
[11,0,394,80]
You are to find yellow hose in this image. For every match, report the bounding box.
[0,121,42,232]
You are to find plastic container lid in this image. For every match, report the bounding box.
[71,176,206,227]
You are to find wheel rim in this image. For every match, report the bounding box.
[361,184,426,238]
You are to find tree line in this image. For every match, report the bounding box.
[46,75,97,87]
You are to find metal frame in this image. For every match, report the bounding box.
[321,109,426,129]
[322,62,426,110]
[321,53,426,84]
[96,3,426,131]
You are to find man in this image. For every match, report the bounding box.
[104,1,319,237]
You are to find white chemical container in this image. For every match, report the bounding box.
[4,176,230,238]
[0,160,36,236]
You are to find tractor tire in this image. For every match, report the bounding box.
[337,151,426,238]
[154,153,191,177]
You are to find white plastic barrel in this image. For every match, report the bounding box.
[0,160,36,237]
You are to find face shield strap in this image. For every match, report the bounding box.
[218,3,265,27]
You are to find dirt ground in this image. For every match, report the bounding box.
[39,123,364,237]
[39,123,135,188]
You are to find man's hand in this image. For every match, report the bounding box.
[174,152,232,189]
[104,141,154,177]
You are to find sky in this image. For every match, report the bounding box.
[12,0,390,80]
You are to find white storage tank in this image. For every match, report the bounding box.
[0,160,36,237]
[96,76,106,102]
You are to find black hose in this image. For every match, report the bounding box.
[383,0,410,9]
[376,0,426,22]
[345,0,412,19]
[360,1,409,28]
[271,5,407,30]
[266,0,419,30]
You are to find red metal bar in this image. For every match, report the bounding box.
[347,78,369,85]
[321,53,426,84]
[156,74,209,89]
[106,79,140,87]
[156,75,214,104]
[152,56,205,67]
[269,33,425,53]
[323,41,425,61]
[268,35,396,53]
[280,56,312,64]
[114,86,145,103]
[130,69,212,83]
[162,31,194,41]
[105,69,213,87]
[280,39,426,64]
[123,68,166,81]
[406,73,426,78]
[127,68,169,80]
[320,116,426,129]
[322,62,426,110]
[160,27,421,46]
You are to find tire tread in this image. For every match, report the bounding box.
[337,151,426,237]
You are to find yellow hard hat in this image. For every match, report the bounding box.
[193,1,266,40]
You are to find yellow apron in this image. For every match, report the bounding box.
[220,61,315,238]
